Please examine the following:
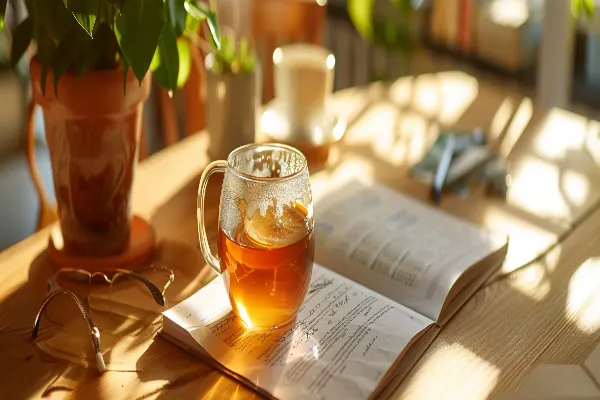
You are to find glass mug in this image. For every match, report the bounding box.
[197,143,315,329]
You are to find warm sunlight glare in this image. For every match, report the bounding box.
[328,87,372,123]
[344,102,396,144]
[489,0,529,27]
[489,97,514,142]
[132,133,209,218]
[311,157,374,203]
[50,224,64,251]
[561,169,590,207]
[567,258,600,333]
[388,76,413,106]
[235,301,254,330]
[272,48,283,65]
[343,101,435,167]
[205,376,230,400]
[410,71,479,125]
[510,263,551,302]
[284,329,320,364]
[508,155,570,222]
[585,121,600,166]
[498,97,532,158]
[400,341,499,399]
[482,207,558,274]
[544,244,563,275]
[534,108,587,160]
[261,108,290,139]
[398,111,433,165]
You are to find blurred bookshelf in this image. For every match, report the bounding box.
[325,0,600,111]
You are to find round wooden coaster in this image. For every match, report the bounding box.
[47,216,156,273]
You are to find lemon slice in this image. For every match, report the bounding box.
[244,204,309,248]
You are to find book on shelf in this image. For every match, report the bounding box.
[162,179,509,400]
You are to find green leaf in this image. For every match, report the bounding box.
[390,0,414,12]
[176,38,190,88]
[348,0,375,40]
[10,17,33,67]
[168,0,186,36]
[106,0,127,10]
[0,0,7,18]
[184,1,220,50]
[239,37,255,73]
[573,0,595,18]
[572,0,582,17]
[121,54,129,93]
[34,23,57,65]
[584,0,595,17]
[63,0,100,37]
[185,12,201,33]
[76,23,111,76]
[152,21,179,92]
[52,28,92,96]
[33,0,77,42]
[116,0,166,85]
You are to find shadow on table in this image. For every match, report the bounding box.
[0,234,218,399]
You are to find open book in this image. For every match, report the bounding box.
[162,181,508,400]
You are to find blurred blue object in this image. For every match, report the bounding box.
[0,142,55,250]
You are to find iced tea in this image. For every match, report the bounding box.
[217,203,314,329]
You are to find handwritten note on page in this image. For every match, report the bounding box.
[314,181,501,321]
[164,264,432,400]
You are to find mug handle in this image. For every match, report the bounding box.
[197,160,227,274]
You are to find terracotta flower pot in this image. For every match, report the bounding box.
[30,59,151,257]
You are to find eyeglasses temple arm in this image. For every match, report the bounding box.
[31,289,106,372]
[128,273,167,307]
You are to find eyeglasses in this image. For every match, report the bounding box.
[46,265,174,309]
[34,265,175,372]
[32,289,106,372]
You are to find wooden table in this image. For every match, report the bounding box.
[2,69,600,399]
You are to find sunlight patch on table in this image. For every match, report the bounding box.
[397,111,432,165]
[533,108,587,160]
[311,157,374,204]
[388,76,413,106]
[482,207,557,274]
[510,263,551,302]
[561,169,590,207]
[344,103,396,144]
[405,71,479,125]
[204,375,233,400]
[498,97,532,158]
[544,244,563,274]
[567,258,600,334]
[402,340,499,399]
[489,97,515,143]
[133,134,209,219]
[508,155,570,223]
[585,121,600,166]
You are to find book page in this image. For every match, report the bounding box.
[163,264,432,400]
[314,180,504,321]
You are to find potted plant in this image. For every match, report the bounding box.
[0,0,220,259]
[193,28,257,160]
